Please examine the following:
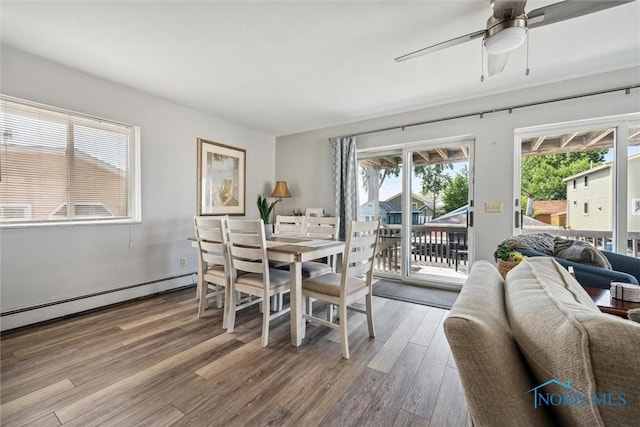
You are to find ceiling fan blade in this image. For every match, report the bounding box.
[493,0,527,19]
[394,30,485,62]
[528,0,635,29]
[487,52,510,76]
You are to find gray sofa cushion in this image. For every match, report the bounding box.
[505,257,640,427]
[552,237,612,269]
[444,261,553,427]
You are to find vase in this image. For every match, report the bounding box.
[264,223,273,240]
[497,259,519,279]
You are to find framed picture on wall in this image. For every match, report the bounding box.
[197,138,246,216]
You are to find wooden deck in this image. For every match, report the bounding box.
[0,288,469,426]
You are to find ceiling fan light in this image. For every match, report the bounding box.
[484,26,527,55]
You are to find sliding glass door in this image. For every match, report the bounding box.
[515,114,640,258]
[357,138,474,289]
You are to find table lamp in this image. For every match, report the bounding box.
[271,181,292,223]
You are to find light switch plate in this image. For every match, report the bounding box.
[485,202,503,213]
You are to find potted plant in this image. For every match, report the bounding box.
[495,244,525,279]
[257,194,278,239]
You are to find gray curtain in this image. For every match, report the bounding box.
[330,136,358,239]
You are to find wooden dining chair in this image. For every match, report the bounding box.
[225,219,291,347]
[304,215,340,271]
[273,215,305,236]
[193,216,230,328]
[301,219,381,359]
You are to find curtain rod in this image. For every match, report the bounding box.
[336,84,640,139]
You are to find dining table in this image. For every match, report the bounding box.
[189,235,345,347]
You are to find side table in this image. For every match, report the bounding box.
[584,287,640,318]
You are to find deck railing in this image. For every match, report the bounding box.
[523,228,640,257]
[375,224,467,273]
[373,224,640,275]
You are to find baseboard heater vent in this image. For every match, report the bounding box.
[1,272,196,317]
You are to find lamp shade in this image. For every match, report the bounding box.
[484,26,526,55]
[271,181,292,198]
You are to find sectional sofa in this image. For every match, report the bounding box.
[445,258,640,426]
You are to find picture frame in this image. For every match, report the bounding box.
[197,138,246,216]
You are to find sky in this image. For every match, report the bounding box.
[359,145,640,204]
[358,161,467,203]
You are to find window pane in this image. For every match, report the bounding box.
[72,124,130,219]
[628,120,640,257]
[521,128,614,250]
[0,107,68,221]
[1,97,138,225]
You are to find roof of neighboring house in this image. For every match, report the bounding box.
[532,201,567,215]
[384,192,441,207]
[384,192,427,204]
[430,204,562,229]
[563,152,640,181]
[380,201,400,212]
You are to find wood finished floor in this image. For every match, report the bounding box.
[0,288,469,427]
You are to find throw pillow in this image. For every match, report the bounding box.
[553,237,612,269]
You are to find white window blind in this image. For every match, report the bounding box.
[0,96,140,226]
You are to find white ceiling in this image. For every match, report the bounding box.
[1,0,639,136]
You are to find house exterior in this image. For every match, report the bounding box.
[0,144,127,222]
[532,200,567,227]
[564,153,640,232]
[359,192,435,224]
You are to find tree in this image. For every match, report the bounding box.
[414,164,453,217]
[520,150,606,205]
[442,166,469,213]
[360,166,400,201]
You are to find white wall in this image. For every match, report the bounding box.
[0,46,275,330]
[276,67,640,268]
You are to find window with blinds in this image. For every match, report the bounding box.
[0,96,140,226]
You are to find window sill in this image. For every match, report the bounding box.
[0,218,142,229]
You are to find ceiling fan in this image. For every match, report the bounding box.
[395,0,635,77]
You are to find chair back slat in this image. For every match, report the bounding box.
[231,233,263,247]
[306,216,339,239]
[225,219,271,282]
[198,228,223,243]
[194,216,228,270]
[274,215,305,236]
[342,219,381,283]
[232,258,265,274]
[349,246,376,265]
[348,261,372,278]
[229,245,263,261]
[200,241,226,266]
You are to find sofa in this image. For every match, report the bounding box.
[518,248,640,289]
[444,257,640,427]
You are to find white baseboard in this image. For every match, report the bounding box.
[1,274,196,332]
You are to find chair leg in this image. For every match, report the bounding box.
[326,303,334,322]
[197,282,208,318]
[221,285,229,330]
[366,292,375,338]
[339,303,349,359]
[226,287,237,333]
[261,302,270,347]
[216,285,223,309]
[270,293,284,312]
[306,297,313,316]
